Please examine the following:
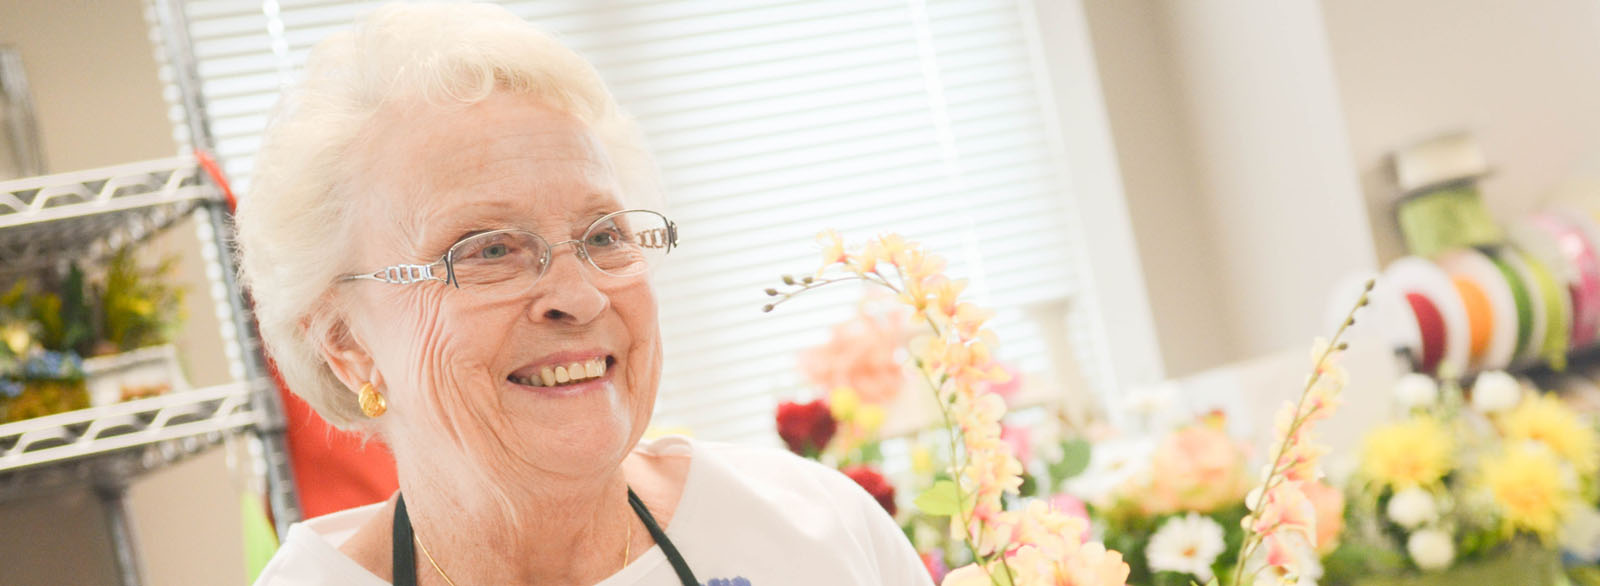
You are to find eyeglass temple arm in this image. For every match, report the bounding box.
[341,262,451,286]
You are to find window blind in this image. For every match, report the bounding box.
[157,0,1102,443]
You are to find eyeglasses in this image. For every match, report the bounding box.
[340,209,677,295]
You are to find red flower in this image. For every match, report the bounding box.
[842,465,897,516]
[776,399,836,457]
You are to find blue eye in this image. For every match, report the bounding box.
[481,243,510,259]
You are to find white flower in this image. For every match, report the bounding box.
[1407,528,1455,571]
[1065,438,1154,505]
[1393,373,1439,409]
[1562,505,1600,563]
[1146,513,1226,582]
[1385,487,1439,529]
[1470,371,1522,414]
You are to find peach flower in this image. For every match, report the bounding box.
[1140,425,1249,514]
[1301,480,1345,555]
[799,308,906,404]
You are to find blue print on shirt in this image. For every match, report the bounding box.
[704,578,751,586]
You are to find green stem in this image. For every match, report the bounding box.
[1229,285,1369,586]
[774,262,1022,585]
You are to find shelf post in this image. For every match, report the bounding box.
[95,481,145,586]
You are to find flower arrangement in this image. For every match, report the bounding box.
[1088,415,1259,585]
[0,276,90,422]
[777,302,1096,581]
[768,232,1130,586]
[0,249,187,421]
[1325,370,1600,584]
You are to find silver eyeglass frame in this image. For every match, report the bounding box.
[338,209,678,288]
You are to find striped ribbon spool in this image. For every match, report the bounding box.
[1521,214,1600,349]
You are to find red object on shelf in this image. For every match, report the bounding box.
[1406,292,1447,374]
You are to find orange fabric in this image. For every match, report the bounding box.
[278,382,399,519]
[1453,277,1494,360]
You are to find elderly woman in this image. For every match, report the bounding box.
[242,3,930,585]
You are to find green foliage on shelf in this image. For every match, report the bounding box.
[96,248,186,354]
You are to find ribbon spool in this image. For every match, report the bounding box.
[1525,251,1573,369]
[1510,213,1600,350]
[1325,272,1419,361]
[1436,249,1518,371]
[1386,257,1471,375]
[1494,247,1548,367]
[1405,292,1447,374]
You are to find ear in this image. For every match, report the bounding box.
[305,307,381,396]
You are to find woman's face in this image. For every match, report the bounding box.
[332,93,661,483]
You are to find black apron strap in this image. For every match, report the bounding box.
[392,494,418,586]
[391,489,698,586]
[628,488,699,586]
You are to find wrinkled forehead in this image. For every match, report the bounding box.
[352,93,621,238]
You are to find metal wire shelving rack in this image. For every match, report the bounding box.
[0,152,300,586]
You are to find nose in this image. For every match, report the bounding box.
[529,243,608,324]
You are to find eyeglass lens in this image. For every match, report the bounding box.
[446,210,671,292]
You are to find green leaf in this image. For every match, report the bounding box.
[990,566,1015,586]
[1050,439,1091,481]
[914,479,962,516]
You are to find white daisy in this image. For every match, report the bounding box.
[1470,371,1522,414]
[1393,373,1439,409]
[1146,513,1226,582]
[1385,487,1438,529]
[1064,437,1154,505]
[1407,528,1455,571]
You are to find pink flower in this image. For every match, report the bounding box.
[799,308,907,404]
[1002,424,1034,464]
[775,399,836,456]
[921,550,949,583]
[1251,482,1316,552]
[940,563,992,586]
[982,362,1024,403]
[1301,480,1345,555]
[1141,425,1249,514]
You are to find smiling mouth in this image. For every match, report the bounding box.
[508,356,615,388]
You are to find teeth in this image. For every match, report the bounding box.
[513,358,609,388]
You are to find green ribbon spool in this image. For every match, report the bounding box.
[1489,252,1534,358]
[1524,255,1570,371]
[1397,183,1505,256]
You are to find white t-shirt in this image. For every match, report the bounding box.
[255,436,934,585]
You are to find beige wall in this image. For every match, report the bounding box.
[1083,0,1380,376]
[1079,1,1234,377]
[0,0,247,584]
[1321,0,1600,263]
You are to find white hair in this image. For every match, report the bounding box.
[234,2,660,429]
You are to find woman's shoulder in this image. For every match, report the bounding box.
[648,435,883,529]
[648,435,861,496]
[644,436,933,585]
[252,502,391,586]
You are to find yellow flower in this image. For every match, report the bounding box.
[1500,394,1599,475]
[910,445,934,475]
[854,404,886,434]
[828,386,860,421]
[1481,444,1574,540]
[1361,417,1454,490]
[1,324,31,355]
[816,229,846,268]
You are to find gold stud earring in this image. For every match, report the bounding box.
[359,382,387,418]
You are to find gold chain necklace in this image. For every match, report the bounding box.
[412,517,634,585]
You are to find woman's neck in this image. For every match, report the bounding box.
[398,462,637,585]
